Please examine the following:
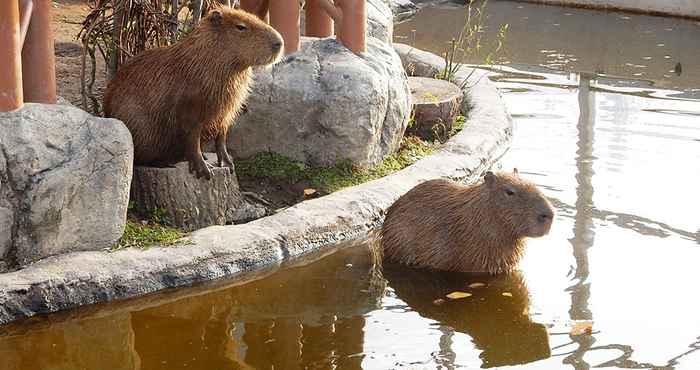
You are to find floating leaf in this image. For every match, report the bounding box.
[570,321,593,336]
[433,298,446,305]
[501,292,513,297]
[468,282,486,288]
[446,291,472,300]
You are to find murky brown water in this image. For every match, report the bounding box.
[2,2,700,369]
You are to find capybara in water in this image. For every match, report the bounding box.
[103,7,283,179]
[381,170,554,274]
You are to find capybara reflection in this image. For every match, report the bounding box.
[383,264,551,368]
[104,7,283,179]
[381,170,554,274]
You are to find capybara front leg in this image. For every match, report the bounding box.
[186,128,212,180]
[216,131,235,174]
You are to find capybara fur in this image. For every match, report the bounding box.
[381,170,554,274]
[103,7,283,180]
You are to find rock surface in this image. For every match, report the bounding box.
[130,155,267,231]
[229,37,411,167]
[0,103,133,271]
[367,0,395,42]
[384,0,420,22]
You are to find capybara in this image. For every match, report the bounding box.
[381,170,554,274]
[103,7,283,180]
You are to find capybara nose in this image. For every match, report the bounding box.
[538,212,552,224]
[272,40,283,52]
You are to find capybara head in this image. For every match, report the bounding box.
[195,7,284,67]
[484,169,554,239]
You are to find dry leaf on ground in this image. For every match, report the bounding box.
[468,282,486,288]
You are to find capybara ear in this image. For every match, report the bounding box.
[484,171,496,187]
[209,9,223,26]
[513,167,519,175]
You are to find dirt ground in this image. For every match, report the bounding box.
[52,0,107,108]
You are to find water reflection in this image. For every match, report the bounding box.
[383,265,551,368]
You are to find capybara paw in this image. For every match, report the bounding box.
[217,153,235,174]
[189,158,213,180]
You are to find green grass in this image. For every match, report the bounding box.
[451,115,466,136]
[111,205,186,251]
[236,135,440,194]
[112,220,185,251]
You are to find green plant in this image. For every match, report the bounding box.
[112,220,185,250]
[437,0,508,89]
[236,136,439,194]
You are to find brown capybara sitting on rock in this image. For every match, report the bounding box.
[381,170,554,274]
[103,7,283,180]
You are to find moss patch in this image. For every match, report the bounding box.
[112,220,185,251]
[112,205,186,251]
[236,135,439,195]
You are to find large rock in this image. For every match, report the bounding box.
[229,37,411,167]
[0,103,133,271]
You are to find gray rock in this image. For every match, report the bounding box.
[383,0,419,22]
[367,0,395,42]
[0,103,133,270]
[130,155,268,232]
[229,36,411,167]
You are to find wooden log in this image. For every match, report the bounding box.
[407,76,462,142]
[130,153,267,231]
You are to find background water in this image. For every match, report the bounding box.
[2,1,700,369]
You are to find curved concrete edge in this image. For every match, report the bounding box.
[0,48,512,327]
[515,0,700,19]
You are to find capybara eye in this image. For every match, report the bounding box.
[235,23,248,31]
[505,188,515,196]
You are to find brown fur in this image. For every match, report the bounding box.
[381,170,554,274]
[103,7,283,179]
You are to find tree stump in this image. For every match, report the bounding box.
[407,76,462,141]
[130,153,268,231]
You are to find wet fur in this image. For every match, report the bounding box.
[103,7,283,178]
[381,171,554,274]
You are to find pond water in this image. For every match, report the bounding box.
[2,2,700,369]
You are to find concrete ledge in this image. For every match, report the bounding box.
[0,51,512,326]
[515,0,700,19]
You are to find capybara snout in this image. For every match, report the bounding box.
[484,170,554,238]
